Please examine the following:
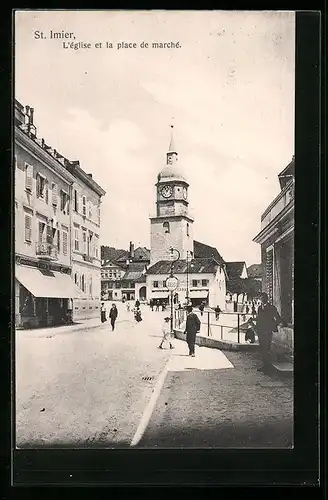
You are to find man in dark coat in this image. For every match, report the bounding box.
[109,303,118,331]
[256,292,282,371]
[184,305,201,357]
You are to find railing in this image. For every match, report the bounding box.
[36,242,59,260]
[174,308,259,345]
[261,180,294,229]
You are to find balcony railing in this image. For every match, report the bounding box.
[83,254,93,263]
[261,179,294,229]
[36,242,59,260]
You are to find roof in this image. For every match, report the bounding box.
[226,262,246,280]
[122,262,147,281]
[101,260,126,269]
[116,246,150,262]
[247,263,263,278]
[193,240,225,265]
[146,258,220,275]
[133,247,150,261]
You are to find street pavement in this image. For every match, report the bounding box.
[16,304,293,449]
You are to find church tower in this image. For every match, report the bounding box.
[150,126,194,265]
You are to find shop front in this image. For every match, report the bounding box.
[15,263,83,329]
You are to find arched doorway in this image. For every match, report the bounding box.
[139,286,147,301]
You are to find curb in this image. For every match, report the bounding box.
[174,329,259,351]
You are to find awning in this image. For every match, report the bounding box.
[16,265,86,299]
[189,290,209,299]
[151,290,171,299]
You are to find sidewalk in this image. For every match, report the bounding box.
[15,317,104,338]
[137,341,294,448]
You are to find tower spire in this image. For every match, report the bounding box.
[167,124,178,165]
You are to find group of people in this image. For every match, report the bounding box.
[150,299,168,312]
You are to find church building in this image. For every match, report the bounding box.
[146,127,227,309]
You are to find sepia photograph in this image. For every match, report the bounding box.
[14,10,295,449]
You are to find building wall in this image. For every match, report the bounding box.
[70,178,102,320]
[146,269,226,309]
[15,142,72,267]
[150,216,194,265]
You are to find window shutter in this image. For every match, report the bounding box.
[45,180,49,203]
[24,215,32,241]
[52,184,58,206]
[46,225,52,243]
[38,222,44,243]
[25,165,33,191]
[63,231,68,255]
[82,196,86,216]
[57,229,60,251]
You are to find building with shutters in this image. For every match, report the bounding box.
[101,242,149,301]
[14,99,106,327]
[64,161,105,320]
[146,126,227,309]
[253,156,294,355]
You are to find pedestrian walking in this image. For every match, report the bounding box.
[109,303,118,331]
[126,302,130,312]
[135,307,142,322]
[135,299,140,309]
[199,302,205,316]
[255,292,283,371]
[156,300,160,311]
[184,305,201,357]
[215,305,221,321]
[101,302,107,323]
[245,318,256,344]
[150,299,154,311]
[158,316,174,350]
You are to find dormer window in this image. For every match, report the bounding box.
[163,222,170,234]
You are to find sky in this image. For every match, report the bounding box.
[15,10,295,266]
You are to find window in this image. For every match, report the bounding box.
[81,274,85,292]
[163,222,170,234]
[88,201,93,219]
[192,280,199,287]
[74,228,79,251]
[115,282,121,289]
[57,229,60,251]
[82,196,87,216]
[187,223,189,236]
[52,183,58,206]
[25,164,33,192]
[36,174,48,201]
[88,232,93,256]
[82,230,87,254]
[24,214,32,242]
[74,273,78,285]
[202,279,209,287]
[97,205,101,225]
[74,189,79,212]
[153,281,159,288]
[62,231,68,255]
[60,190,69,214]
[89,276,92,295]
[46,224,53,244]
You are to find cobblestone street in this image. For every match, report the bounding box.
[16,304,293,449]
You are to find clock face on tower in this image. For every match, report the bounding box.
[182,187,187,200]
[161,185,173,198]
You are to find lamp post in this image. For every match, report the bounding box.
[166,247,180,335]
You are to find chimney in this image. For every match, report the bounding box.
[129,241,134,259]
[29,107,34,125]
[87,173,93,178]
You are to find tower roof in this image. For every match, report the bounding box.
[157,125,187,183]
